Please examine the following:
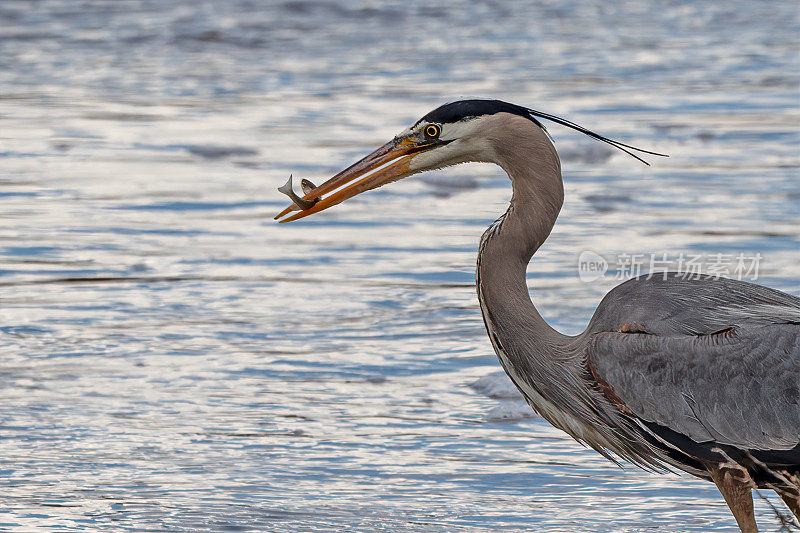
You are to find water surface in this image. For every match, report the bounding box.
[2,1,799,531]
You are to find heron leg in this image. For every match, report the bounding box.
[775,485,799,521]
[707,463,758,532]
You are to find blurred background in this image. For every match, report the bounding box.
[1,1,799,531]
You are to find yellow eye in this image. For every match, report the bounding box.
[423,124,440,139]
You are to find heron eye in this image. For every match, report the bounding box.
[423,124,441,140]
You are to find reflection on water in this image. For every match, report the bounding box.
[1,1,799,531]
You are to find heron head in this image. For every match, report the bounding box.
[274,99,663,222]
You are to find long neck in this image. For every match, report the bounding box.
[476,115,567,349]
[471,116,652,457]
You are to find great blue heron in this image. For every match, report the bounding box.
[275,99,800,531]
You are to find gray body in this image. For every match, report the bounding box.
[473,113,800,495]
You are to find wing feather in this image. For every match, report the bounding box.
[588,324,800,451]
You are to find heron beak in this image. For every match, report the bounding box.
[274,135,432,223]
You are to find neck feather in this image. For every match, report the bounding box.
[476,114,566,346]
[471,116,658,461]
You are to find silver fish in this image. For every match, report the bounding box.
[278,174,319,210]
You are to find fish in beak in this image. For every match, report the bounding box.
[274,129,443,223]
